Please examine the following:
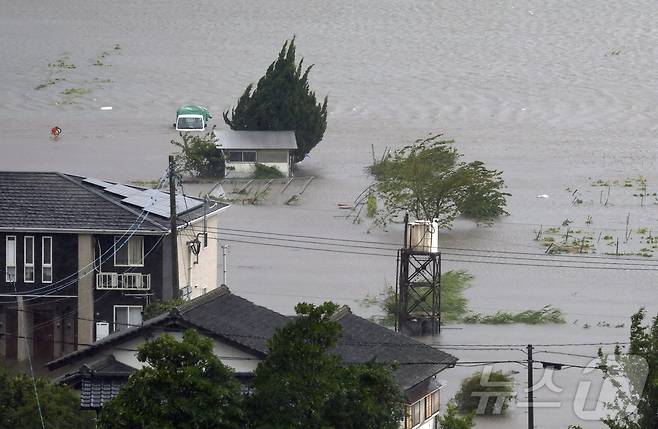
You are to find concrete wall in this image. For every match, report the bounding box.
[77,235,94,349]
[177,215,220,300]
[16,296,28,360]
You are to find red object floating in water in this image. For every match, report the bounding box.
[50,126,62,137]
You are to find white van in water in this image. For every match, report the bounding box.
[174,105,212,131]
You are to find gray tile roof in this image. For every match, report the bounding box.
[54,355,136,409]
[0,172,228,233]
[80,378,125,409]
[48,287,457,394]
[215,130,298,150]
[332,312,456,391]
[178,287,289,355]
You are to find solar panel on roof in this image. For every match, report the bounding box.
[122,193,157,209]
[176,195,203,213]
[83,177,113,188]
[120,189,203,218]
[145,205,172,218]
[105,184,141,197]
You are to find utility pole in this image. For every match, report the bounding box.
[527,344,534,429]
[169,155,180,298]
[221,244,229,287]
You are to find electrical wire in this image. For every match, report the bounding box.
[23,233,167,333]
[1,170,171,302]
[213,230,658,268]
[10,169,170,295]
[210,226,658,264]
[206,234,658,271]
[10,282,46,429]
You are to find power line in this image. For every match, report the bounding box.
[211,226,658,264]
[10,283,46,429]
[10,234,167,334]
[207,235,658,271]
[0,219,167,304]
[8,170,170,297]
[213,230,658,268]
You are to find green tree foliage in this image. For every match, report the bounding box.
[600,308,657,429]
[223,38,328,163]
[98,330,244,429]
[248,302,404,429]
[0,366,95,429]
[171,131,225,177]
[142,298,185,320]
[438,403,476,429]
[324,361,404,429]
[454,370,514,415]
[370,134,509,228]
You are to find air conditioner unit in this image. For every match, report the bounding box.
[96,321,110,341]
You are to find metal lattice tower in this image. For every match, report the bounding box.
[395,217,442,336]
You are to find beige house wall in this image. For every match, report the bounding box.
[176,214,219,300]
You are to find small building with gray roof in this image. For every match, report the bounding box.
[214,130,297,177]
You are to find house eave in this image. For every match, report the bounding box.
[0,227,167,235]
[177,204,229,230]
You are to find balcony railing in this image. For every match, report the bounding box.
[96,272,151,290]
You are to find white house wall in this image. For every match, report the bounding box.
[177,214,219,300]
[225,162,290,178]
[58,328,261,375]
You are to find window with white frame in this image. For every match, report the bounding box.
[42,236,53,283]
[227,151,257,162]
[114,236,144,267]
[5,236,16,282]
[24,236,34,283]
[114,305,143,332]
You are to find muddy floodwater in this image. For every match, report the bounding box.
[2,1,658,427]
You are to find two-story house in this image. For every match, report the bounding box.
[0,172,228,363]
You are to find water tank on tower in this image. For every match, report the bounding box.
[405,219,439,253]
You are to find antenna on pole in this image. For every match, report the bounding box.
[169,155,180,299]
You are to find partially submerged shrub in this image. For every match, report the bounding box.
[253,163,285,179]
[454,371,514,415]
[463,305,566,324]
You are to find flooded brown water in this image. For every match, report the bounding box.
[2,0,658,427]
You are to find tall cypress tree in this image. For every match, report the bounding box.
[223,38,328,163]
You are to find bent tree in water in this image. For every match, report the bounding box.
[369,134,509,229]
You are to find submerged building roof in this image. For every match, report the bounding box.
[215,130,298,150]
[0,172,228,234]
